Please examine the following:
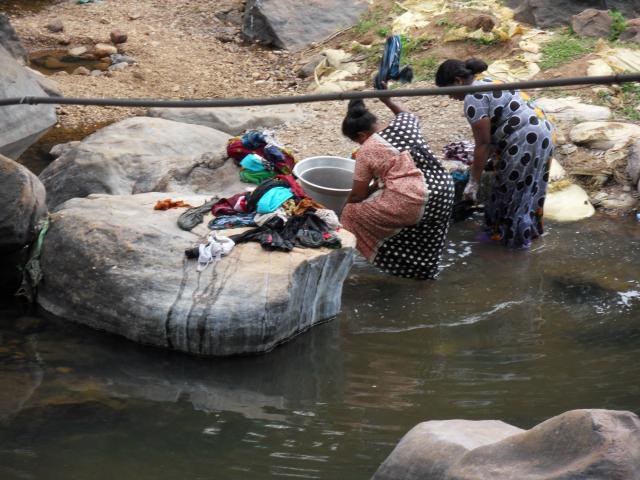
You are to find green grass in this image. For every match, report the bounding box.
[376,27,390,38]
[353,8,386,35]
[620,81,640,121]
[399,34,428,65]
[414,56,439,81]
[539,34,593,70]
[610,10,627,41]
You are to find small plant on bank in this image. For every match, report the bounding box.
[539,34,593,70]
[415,56,439,81]
[609,10,627,41]
[377,27,390,38]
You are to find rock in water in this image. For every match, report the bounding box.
[373,410,640,480]
[147,105,305,135]
[0,155,47,291]
[39,117,235,209]
[0,14,27,62]
[242,0,369,51]
[0,155,47,253]
[37,192,356,356]
[506,0,640,28]
[0,46,57,160]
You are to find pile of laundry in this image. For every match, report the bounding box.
[227,130,297,184]
[179,175,343,271]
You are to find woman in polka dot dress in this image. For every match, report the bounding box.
[436,58,555,249]
[340,97,454,279]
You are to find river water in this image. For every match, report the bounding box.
[1,215,639,479]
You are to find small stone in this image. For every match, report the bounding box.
[129,11,142,20]
[46,18,64,33]
[53,70,69,77]
[90,69,104,77]
[171,85,180,92]
[100,18,110,25]
[68,46,88,57]
[110,53,136,65]
[110,29,128,44]
[215,26,236,43]
[108,62,128,71]
[132,70,145,80]
[92,43,118,58]
[59,37,71,46]
[73,66,90,76]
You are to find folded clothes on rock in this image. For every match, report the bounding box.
[177,197,218,231]
[154,199,193,210]
[194,233,235,272]
[208,213,257,230]
[256,187,294,214]
[229,211,341,252]
[240,153,269,172]
[240,169,275,184]
[212,193,248,217]
[443,141,475,165]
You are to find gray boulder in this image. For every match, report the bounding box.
[628,140,640,185]
[0,14,27,62]
[373,409,640,480]
[242,0,369,51]
[39,116,234,209]
[0,45,57,160]
[506,0,640,28]
[0,154,47,253]
[620,18,640,42]
[571,9,613,38]
[148,105,305,136]
[37,192,356,356]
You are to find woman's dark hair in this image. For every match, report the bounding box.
[435,58,488,87]
[342,99,377,141]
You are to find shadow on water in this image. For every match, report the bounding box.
[0,215,639,479]
[29,49,111,75]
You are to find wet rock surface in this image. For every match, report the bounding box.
[39,116,232,209]
[37,192,355,356]
[373,409,640,480]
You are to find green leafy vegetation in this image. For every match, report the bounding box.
[620,81,640,121]
[399,34,429,65]
[539,34,593,70]
[414,56,439,81]
[376,27,390,38]
[609,10,627,41]
[353,8,386,35]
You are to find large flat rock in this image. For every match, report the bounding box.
[39,116,236,209]
[148,105,305,135]
[506,1,640,28]
[0,45,57,160]
[37,192,356,356]
[0,14,27,62]
[373,409,640,480]
[242,0,369,51]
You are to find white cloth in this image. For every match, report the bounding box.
[314,209,341,230]
[254,208,288,227]
[197,233,235,272]
[463,177,479,202]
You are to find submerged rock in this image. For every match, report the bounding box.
[242,0,368,51]
[0,45,57,160]
[39,116,233,209]
[148,105,305,136]
[37,192,355,356]
[373,409,640,480]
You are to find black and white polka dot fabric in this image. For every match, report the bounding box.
[464,79,555,249]
[374,112,455,279]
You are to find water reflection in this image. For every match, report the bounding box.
[0,215,639,479]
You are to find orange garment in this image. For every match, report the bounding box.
[154,199,193,211]
[293,198,325,216]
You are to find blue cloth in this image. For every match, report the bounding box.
[240,153,266,172]
[256,187,293,214]
[208,213,256,230]
[241,130,267,149]
[374,35,413,90]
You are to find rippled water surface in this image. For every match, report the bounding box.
[1,216,639,479]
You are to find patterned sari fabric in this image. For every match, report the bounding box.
[464,78,555,249]
[341,113,454,279]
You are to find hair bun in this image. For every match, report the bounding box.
[464,58,488,75]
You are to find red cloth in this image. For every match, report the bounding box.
[212,193,246,216]
[276,174,307,199]
[227,138,265,165]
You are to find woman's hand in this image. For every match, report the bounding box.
[463,177,479,203]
